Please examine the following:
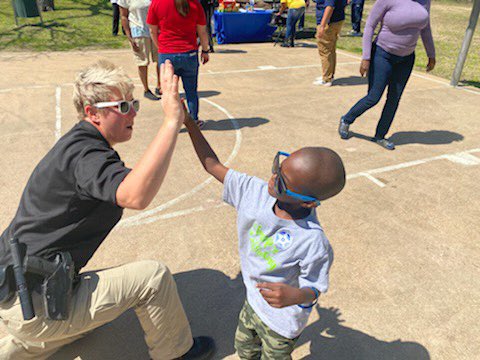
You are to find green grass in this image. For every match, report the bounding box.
[0,0,129,51]
[304,0,480,87]
[0,0,478,86]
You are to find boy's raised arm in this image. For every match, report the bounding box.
[183,105,229,183]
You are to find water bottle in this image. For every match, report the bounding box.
[249,0,254,11]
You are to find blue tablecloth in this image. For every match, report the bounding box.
[214,10,276,44]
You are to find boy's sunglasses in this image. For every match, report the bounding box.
[272,151,321,206]
[94,99,140,114]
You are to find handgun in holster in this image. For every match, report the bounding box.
[0,238,75,321]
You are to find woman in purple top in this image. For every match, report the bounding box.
[339,0,436,150]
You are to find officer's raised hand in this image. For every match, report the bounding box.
[160,60,184,130]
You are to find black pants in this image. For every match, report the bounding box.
[112,3,120,36]
[202,5,215,50]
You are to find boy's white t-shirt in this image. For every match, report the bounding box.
[223,169,334,339]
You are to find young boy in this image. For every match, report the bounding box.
[184,109,346,359]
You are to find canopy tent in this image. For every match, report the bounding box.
[451,0,480,86]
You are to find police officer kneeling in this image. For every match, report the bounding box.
[0,60,214,360]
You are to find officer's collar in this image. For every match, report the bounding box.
[78,120,112,148]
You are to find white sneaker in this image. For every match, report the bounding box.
[313,79,332,87]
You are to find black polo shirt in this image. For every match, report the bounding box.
[0,121,131,272]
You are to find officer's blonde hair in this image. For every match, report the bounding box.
[73,60,134,120]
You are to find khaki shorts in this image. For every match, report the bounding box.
[131,37,158,67]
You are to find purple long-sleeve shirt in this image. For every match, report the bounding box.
[362,0,435,60]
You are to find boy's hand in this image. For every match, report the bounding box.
[257,283,306,308]
[181,100,195,125]
[160,60,184,128]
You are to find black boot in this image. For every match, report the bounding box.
[179,337,215,360]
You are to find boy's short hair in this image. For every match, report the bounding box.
[73,60,134,120]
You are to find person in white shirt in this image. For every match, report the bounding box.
[119,0,161,101]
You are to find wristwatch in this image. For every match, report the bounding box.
[201,49,211,54]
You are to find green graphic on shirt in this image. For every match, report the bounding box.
[249,223,279,271]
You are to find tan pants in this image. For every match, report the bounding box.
[0,261,193,360]
[316,20,344,82]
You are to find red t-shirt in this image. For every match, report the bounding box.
[147,0,207,54]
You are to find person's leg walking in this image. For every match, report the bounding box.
[358,0,365,32]
[343,46,393,124]
[206,6,215,50]
[138,65,150,91]
[284,9,295,46]
[290,7,305,46]
[112,3,120,36]
[351,3,360,33]
[330,20,343,79]
[181,53,200,121]
[317,21,342,83]
[374,52,415,139]
[148,39,161,96]
[298,11,305,31]
[317,24,335,82]
[132,38,158,100]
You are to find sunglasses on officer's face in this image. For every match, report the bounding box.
[94,99,140,114]
[272,151,321,206]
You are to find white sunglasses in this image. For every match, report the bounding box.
[94,99,140,114]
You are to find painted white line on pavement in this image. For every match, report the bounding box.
[359,172,386,187]
[120,203,228,227]
[118,97,241,228]
[199,62,359,76]
[258,65,277,70]
[346,148,480,183]
[55,86,62,141]
[452,86,480,95]
[441,153,480,166]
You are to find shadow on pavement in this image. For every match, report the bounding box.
[213,49,247,54]
[460,80,480,89]
[50,310,149,360]
[295,42,317,48]
[175,269,245,359]
[334,76,368,86]
[179,117,270,133]
[347,130,463,147]
[180,90,221,99]
[389,131,464,145]
[298,307,430,360]
[49,269,429,360]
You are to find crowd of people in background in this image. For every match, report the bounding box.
[106,0,436,147]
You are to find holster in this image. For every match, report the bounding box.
[0,242,75,321]
[27,252,75,320]
[42,252,75,320]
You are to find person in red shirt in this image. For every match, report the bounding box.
[147,0,211,128]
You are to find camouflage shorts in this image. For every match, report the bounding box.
[234,300,299,360]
